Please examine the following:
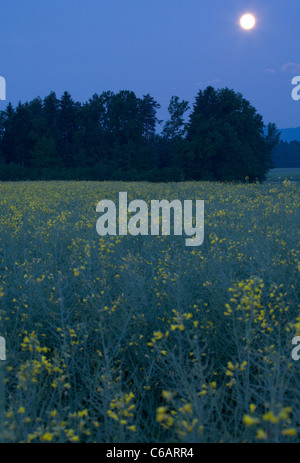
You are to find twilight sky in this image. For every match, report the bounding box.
[1,0,299,129]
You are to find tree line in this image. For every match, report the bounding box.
[0,86,280,182]
[272,140,300,168]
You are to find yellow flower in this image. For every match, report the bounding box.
[70,436,80,442]
[127,425,136,432]
[278,407,292,420]
[182,403,192,413]
[161,390,174,401]
[157,406,168,414]
[243,414,260,426]
[256,429,267,440]
[27,434,36,443]
[281,428,297,437]
[240,361,247,371]
[262,411,279,424]
[249,404,256,413]
[18,407,25,414]
[156,406,168,422]
[227,362,235,371]
[40,432,53,442]
[153,331,163,340]
[107,410,119,421]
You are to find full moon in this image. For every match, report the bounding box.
[240,13,256,30]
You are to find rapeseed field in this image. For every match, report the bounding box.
[0,180,299,443]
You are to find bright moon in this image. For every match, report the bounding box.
[240,13,256,30]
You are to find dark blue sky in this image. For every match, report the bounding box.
[1,0,299,129]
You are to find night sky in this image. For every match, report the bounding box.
[1,0,299,129]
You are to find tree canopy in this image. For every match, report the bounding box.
[182,86,279,181]
[0,86,279,182]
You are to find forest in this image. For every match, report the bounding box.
[0,86,280,182]
[272,140,300,168]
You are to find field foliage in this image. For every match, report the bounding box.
[0,180,299,443]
